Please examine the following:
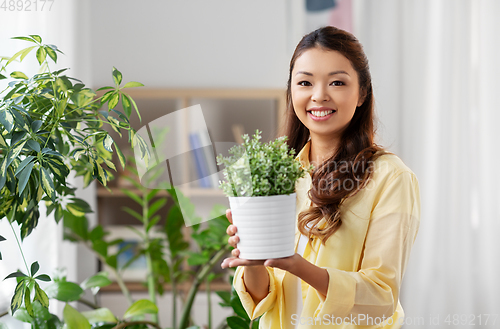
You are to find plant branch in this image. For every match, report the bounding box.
[77,298,100,310]
[0,310,9,318]
[9,217,30,275]
[178,245,231,329]
[112,320,161,329]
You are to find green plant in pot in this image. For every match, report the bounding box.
[0,35,149,327]
[216,130,312,260]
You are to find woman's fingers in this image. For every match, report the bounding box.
[228,234,239,248]
[221,257,266,269]
[225,208,233,224]
[226,224,237,236]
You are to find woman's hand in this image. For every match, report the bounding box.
[221,208,266,268]
[220,208,305,273]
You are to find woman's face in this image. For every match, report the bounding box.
[291,47,363,141]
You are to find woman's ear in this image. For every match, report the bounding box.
[357,90,367,107]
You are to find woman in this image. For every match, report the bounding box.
[221,26,420,329]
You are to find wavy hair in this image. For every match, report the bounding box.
[281,26,389,244]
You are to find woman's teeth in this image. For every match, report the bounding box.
[310,110,334,117]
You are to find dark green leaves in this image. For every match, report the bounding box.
[112,67,122,86]
[45,281,84,302]
[11,280,26,314]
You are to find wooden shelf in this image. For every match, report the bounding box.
[97,187,226,198]
[100,279,231,293]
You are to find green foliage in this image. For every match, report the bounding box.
[217,129,313,197]
[0,35,148,240]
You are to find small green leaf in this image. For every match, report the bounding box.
[10,71,28,79]
[34,282,49,308]
[30,35,42,43]
[80,272,112,291]
[128,95,141,121]
[103,135,113,152]
[81,308,117,324]
[24,286,33,317]
[36,47,47,65]
[35,274,51,282]
[44,46,57,63]
[11,36,37,43]
[226,316,249,329]
[122,94,132,118]
[18,161,34,195]
[122,81,144,88]
[0,109,15,132]
[20,46,37,61]
[112,67,122,86]
[13,308,33,323]
[30,261,40,276]
[45,281,84,302]
[0,73,6,80]
[114,142,126,170]
[4,271,28,280]
[14,155,35,176]
[123,299,158,319]
[63,304,91,329]
[97,86,114,91]
[108,93,120,110]
[231,295,250,320]
[40,167,55,202]
[31,120,43,132]
[26,140,40,153]
[10,280,25,315]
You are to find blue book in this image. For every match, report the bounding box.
[189,132,211,188]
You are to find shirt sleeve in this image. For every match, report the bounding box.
[233,265,279,320]
[312,171,421,323]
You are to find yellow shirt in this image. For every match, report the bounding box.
[233,140,421,328]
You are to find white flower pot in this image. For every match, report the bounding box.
[228,193,296,260]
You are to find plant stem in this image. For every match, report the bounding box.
[9,219,30,275]
[171,259,178,329]
[0,310,8,318]
[142,192,158,324]
[111,320,161,329]
[77,298,100,310]
[178,245,230,329]
[207,276,212,329]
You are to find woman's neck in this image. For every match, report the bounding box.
[308,135,339,168]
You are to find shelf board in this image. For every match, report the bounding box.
[97,187,225,198]
[100,279,231,293]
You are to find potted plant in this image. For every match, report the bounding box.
[216,130,313,260]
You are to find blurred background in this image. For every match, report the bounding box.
[1,0,499,328]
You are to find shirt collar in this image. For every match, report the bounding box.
[295,139,311,170]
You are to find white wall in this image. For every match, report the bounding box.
[85,0,302,89]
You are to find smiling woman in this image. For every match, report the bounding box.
[222,26,421,329]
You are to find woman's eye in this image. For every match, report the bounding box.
[298,81,311,86]
[331,81,344,86]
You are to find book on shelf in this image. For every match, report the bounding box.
[188,131,218,188]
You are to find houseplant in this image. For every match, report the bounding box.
[216,130,313,260]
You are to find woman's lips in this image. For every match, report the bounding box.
[307,107,336,121]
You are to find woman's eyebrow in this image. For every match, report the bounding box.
[295,70,350,76]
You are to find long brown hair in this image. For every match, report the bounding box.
[281,26,388,244]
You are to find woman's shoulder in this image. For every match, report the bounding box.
[371,150,417,182]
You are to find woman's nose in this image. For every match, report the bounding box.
[311,86,330,102]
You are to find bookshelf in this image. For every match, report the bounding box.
[95,88,286,286]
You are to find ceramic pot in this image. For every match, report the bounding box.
[228,193,296,260]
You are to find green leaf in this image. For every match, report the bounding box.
[12,36,37,43]
[128,95,141,121]
[0,108,15,132]
[226,316,249,329]
[34,282,49,308]
[108,93,120,110]
[63,304,91,329]
[231,295,250,320]
[18,161,35,196]
[13,308,33,323]
[122,81,144,88]
[14,155,35,176]
[123,299,158,319]
[147,199,166,218]
[44,46,57,63]
[80,273,112,291]
[103,135,113,152]
[20,46,37,61]
[26,140,41,153]
[96,86,114,91]
[4,271,28,280]
[114,142,126,170]
[215,291,231,306]
[31,261,40,276]
[25,285,33,317]
[40,167,55,202]
[10,280,25,314]
[81,308,117,324]
[112,67,122,86]
[122,94,132,118]
[120,189,143,206]
[45,281,84,302]
[30,35,42,43]
[10,71,28,79]
[31,120,43,133]
[36,47,47,65]
[0,73,6,80]
[35,274,51,282]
